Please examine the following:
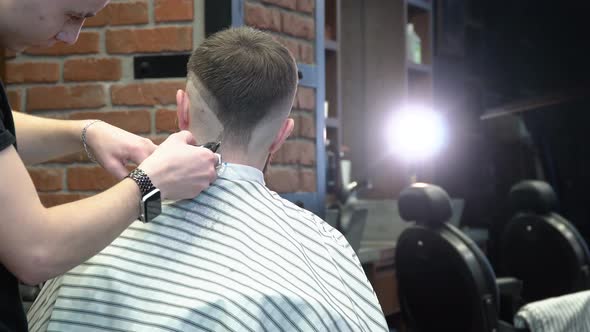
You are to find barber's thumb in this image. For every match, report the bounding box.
[173,130,197,145]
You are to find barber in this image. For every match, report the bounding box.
[0,0,218,330]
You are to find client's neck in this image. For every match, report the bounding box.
[213,145,268,172]
[191,122,277,173]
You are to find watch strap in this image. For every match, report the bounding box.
[127,168,156,197]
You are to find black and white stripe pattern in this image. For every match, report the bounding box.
[28,164,388,332]
[514,290,590,332]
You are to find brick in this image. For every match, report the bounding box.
[265,167,299,193]
[292,92,299,109]
[156,109,178,133]
[4,48,17,59]
[273,140,315,165]
[300,169,316,192]
[273,140,297,164]
[296,0,315,13]
[64,58,122,82]
[291,114,302,137]
[111,81,185,106]
[6,90,21,111]
[106,27,192,54]
[261,0,297,10]
[69,110,151,134]
[296,87,315,111]
[27,85,106,111]
[276,37,299,61]
[39,193,91,208]
[149,135,167,145]
[295,114,316,138]
[25,32,100,55]
[5,62,60,84]
[28,168,64,192]
[84,1,149,27]
[83,11,108,27]
[245,3,281,32]
[155,0,193,22]
[291,114,300,136]
[298,140,316,166]
[47,151,89,164]
[281,12,315,40]
[299,42,314,64]
[68,166,119,191]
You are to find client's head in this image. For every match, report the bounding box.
[176,26,298,170]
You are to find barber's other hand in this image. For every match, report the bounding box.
[138,131,218,200]
[85,121,157,179]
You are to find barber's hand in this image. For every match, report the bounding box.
[137,131,218,200]
[84,121,157,179]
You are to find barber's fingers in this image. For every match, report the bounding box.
[103,159,129,180]
[127,137,158,166]
[168,130,197,146]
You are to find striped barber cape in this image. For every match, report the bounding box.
[27,163,388,332]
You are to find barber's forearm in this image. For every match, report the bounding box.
[13,111,86,165]
[28,179,141,284]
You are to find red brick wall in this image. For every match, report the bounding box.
[5,0,318,207]
[245,0,318,193]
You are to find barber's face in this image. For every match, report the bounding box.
[2,0,109,51]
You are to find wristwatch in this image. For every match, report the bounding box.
[127,168,161,223]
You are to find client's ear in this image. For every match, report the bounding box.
[176,89,190,130]
[269,118,295,154]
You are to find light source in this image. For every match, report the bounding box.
[388,105,447,182]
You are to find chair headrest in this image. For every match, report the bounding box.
[509,180,557,214]
[399,183,452,226]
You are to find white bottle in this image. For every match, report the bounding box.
[406,23,422,64]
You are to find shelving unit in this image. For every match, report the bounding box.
[406,0,434,107]
[407,61,433,74]
[339,0,435,199]
[327,1,436,324]
[408,0,432,11]
[324,39,339,52]
[324,0,342,199]
[325,117,340,129]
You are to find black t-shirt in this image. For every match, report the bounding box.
[0,81,27,332]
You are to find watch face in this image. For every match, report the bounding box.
[143,189,162,223]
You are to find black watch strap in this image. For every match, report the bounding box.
[127,168,156,197]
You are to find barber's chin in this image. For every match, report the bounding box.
[5,44,25,53]
[36,39,58,48]
[6,39,55,53]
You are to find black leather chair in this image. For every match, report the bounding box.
[500,180,590,303]
[395,183,524,332]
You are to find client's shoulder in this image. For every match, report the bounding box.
[263,190,348,241]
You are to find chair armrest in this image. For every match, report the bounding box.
[496,277,524,323]
[19,283,41,302]
[497,277,523,297]
[498,320,529,332]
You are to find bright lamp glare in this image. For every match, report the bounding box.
[389,107,446,161]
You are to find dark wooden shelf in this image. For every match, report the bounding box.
[325,39,339,51]
[407,62,432,74]
[325,117,340,129]
[407,0,432,11]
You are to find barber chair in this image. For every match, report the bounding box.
[395,183,525,332]
[19,283,41,313]
[500,180,590,303]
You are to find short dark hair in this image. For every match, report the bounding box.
[187,27,298,144]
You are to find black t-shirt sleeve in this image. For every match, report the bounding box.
[0,117,16,152]
[0,81,16,151]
